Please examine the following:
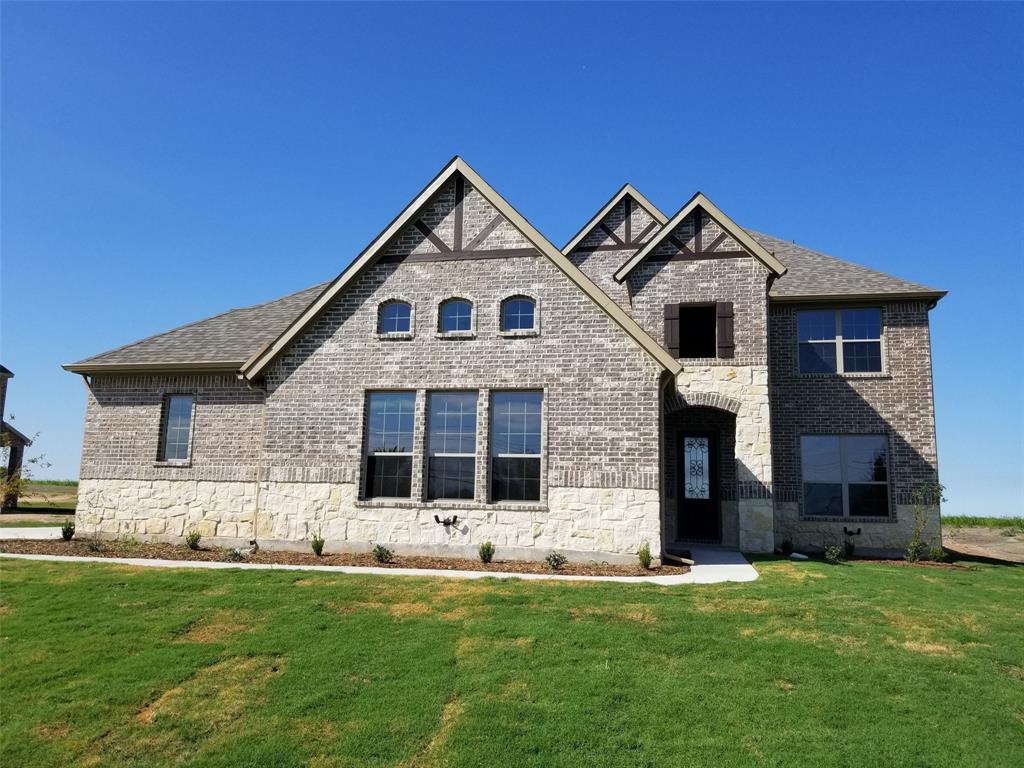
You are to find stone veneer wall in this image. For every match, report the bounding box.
[768,301,942,555]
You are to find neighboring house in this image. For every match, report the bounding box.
[1,364,33,509]
[64,157,944,560]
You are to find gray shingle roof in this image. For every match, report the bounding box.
[66,282,328,371]
[751,231,945,300]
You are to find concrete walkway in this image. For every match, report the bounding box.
[0,527,63,540]
[0,545,758,585]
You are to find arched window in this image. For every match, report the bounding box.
[438,298,473,333]
[500,296,536,332]
[378,301,412,334]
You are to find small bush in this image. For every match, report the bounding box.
[905,540,925,564]
[843,540,856,560]
[60,520,75,541]
[372,544,393,564]
[544,551,568,570]
[637,541,652,570]
[824,545,844,564]
[83,537,104,553]
[221,547,246,562]
[929,545,946,562]
[185,529,202,551]
[779,539,793,556]
[311,530,325,557]
[478,540,495,564]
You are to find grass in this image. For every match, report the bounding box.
[0,557,1021,767]
[24,480,80,488]
[942,515,1024,531]
[0,520,68,528]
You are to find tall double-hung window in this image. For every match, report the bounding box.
[490,391,542,502]
[159,395,194,461]
[427,392,478,500]
[797,308,882,374]
[364,392,416,498]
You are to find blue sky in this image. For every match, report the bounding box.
[2,2,1021,517]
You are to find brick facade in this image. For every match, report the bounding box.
[72,175,942,561]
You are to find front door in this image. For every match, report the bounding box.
[677,432,720,542]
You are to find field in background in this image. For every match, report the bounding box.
[10,482,77,512]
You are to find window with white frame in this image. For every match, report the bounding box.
[438,299,473,333]
[378,300,412,334]
[500,296,536,332]
[427,392,477,499]
[797,308,882,374]
[364,391,416,498]
[159,394,194,461]
[490,391,542,501]
[801,434,890,517]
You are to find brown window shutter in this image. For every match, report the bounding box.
[716,301,735,358]
[664,303,681,358]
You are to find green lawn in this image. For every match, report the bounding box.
[0,558,1021,767]
[0,520,67,528]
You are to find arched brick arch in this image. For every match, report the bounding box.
[664,389,742,416]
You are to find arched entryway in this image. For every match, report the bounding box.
[663,390,740,549]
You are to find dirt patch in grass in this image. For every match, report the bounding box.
[401,697,463,768]
[886,637,961,657]
[693,596,773,614]
[32,722,71,740]
[179,610,253,643]
[568,604,656,624]
[0,539,687,577]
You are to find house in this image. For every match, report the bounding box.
[63,157,944,561]
[1,364,34,509]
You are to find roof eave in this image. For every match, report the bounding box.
[62,361,245,375]
[768,290,948,304]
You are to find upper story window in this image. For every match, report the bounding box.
[378,300,412,334]
[500,296,536,332]
[801,434,889,518]
[490,391,542,502]
[364,391,416,498]
[427,391,478,500]
[438,299,473,333]
[159,394,194,461]
[797,308,881,374]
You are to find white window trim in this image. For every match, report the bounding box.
[800,433,891,519]
[497,294,541,338]
[155,393,196,466]
[796,307,885,376]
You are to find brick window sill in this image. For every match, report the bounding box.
[377,332,414,341]
[796,372,891,381]
[153,460,192,469]
[435,331,476,340]
[499,330,539,339]
[356,498,547,513]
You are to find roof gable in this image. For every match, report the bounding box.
[241,157,681,379]
[613,192,787,282]
[562,184,668,256]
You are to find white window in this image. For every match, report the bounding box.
[364,391,415,498]
[801,435,890,517]
[427,392,477,500]
[378,301,412,334]
[160,395,194,461]
[490,391,542,501]
[798,308,882,374]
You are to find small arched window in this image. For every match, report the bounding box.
[378,300,412,334]
[500,296,536,332]
[438,298,473,333]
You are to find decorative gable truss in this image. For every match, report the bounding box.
[241,157,682,379]
[613,192,787,282]
[562,184,668,257]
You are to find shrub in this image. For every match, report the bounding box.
[779,539,793,556]
[478,540,495,564]
[83,537,104,553]
[824,545,844,564]
[929,545,946,563]
[544,551,567,570]
[60,520,75,541]
[311,530,325,557]
[221,547,246,562]
[908,480,946,563]
[185,529,202,551]
[637,541,652,570]
[372,544,393,564]
[843,540,856,560]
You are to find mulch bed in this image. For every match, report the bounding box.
[847,558,969,570]
[0,539,687,578]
